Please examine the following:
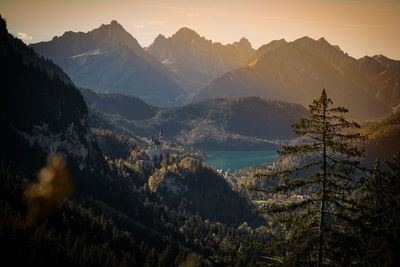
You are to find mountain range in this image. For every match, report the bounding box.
[30,20,399,122]
[194,37,394,121]
[30,20,184,107]
[147,27,254,92]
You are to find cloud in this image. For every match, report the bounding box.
[135,24,145,29]
[17,32,33,41]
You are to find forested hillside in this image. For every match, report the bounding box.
[362,111,400,163]
[83,91,307,150]
[0,16,271,266]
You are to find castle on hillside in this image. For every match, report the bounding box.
[149,131,163,162]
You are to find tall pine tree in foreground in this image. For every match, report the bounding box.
[255,89,364,266]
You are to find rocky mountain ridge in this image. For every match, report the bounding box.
[147,27,255,92]
[30,20,185,107]
[195,36,393,121]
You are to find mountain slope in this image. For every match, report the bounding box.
[195,37,391,121]
[96,96,307,150]
[358,55,400,109]
[30,20,184,107]
[79,88,159,121]
[147,27,254,92]
[362,112,400,163]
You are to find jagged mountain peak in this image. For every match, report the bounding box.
[373,54,390,61]
[41,20,142,58]
[291,36,342,53]
[235,37,252,49]
[172,27,202,42]
[52,20,129,44]
[58,30,83,39]
[257,39,287,52]
[293,35,314,44]
[289,36,349,60]
[110,19,119,25]
[239,37,250,43]
[317,37,329,44]
[291,36,336,51]
[154,33,167,41]
[250,39,287,61]
[175,27,200,36]
[147,28,255,92]
[373,54,399,68]
[97,20,126,33]
[30,21,184,107]
[357,55,384,74]
[91,20,135,44]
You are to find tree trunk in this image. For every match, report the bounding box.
[317,100,327,267]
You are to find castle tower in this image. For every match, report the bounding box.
[159,130,163,144]
[148,131,163,162]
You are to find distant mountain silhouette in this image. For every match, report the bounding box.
[79,87,159,121]
[358,55,400,109]
[147,27,254,93]
[194,36,392,121]
[30,20,185,107]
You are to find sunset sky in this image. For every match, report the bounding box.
[1,0,399,59]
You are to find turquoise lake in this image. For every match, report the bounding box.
[204,150,278,171]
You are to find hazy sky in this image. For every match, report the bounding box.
[1,0,399,59]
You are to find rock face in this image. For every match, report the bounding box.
[147,27,255,93]
[195,37,393,121]
[30,20,185,107]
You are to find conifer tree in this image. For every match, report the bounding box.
[349,154,400,265]
[254,89,364,266]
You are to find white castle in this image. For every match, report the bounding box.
[149,131,163,162]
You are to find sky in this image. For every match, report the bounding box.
[1,0,399,59]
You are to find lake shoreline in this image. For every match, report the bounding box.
[204,150,278,171]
